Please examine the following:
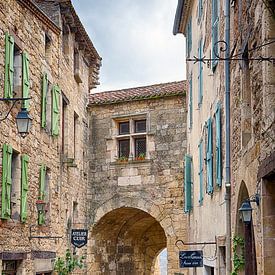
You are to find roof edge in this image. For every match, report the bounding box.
[17,0,61,35]
[88,91,186,107]
[173,0,192,35]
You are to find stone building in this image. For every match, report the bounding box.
[87,81,187,275]
[174,0,275,274]
[0,0,100,274]
[173,0,230,274]
[230,1,275,275]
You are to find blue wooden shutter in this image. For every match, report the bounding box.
[215,103,222,186]
[22,52,30,109]
[51,85,60,136]
[1,144,13,219]
[41,73,48,128]
[198,0,203,21]
[198,140,204,204]
[212,0,219,69]
[206,118,213,194]
[4,33,14,98]
[21,154,29,222]
[186,17,192,57]
[198,40,203,105]
[184,154,192,213]
[189,74,193,128]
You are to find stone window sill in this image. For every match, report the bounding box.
[110,159,151,166]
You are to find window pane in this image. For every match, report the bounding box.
[119,122,129,135]
[135,138,146,157]
[135,120,146,133]
[119,139,130,158]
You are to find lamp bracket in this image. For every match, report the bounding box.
[175,239,216,250]
[29,224,63,240]
[0,97,31,122]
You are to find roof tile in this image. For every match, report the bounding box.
[89,81,186,106]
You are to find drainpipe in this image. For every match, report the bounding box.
[224,0,231,274]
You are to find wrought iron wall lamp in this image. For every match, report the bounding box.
[0,97,32,137]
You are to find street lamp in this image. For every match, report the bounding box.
[0,97,32,137]
[16,107,32,138]
[239,200,253,224]
[239,193,260,224]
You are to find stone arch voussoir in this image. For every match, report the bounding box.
[92,196,174,237]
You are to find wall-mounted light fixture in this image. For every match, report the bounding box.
[239,193,260,224]
[0,97,32,137]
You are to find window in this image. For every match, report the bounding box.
[73,112,79,159]
[51,85,61,136]
[38,165,50,225]
[119,121,130,135]
[184,154,192,213]
[198,0,203,22]
[2,260,18,275]
[215,103,222,187]
[135,120,146,133]
[198,39,203,106]
[74,49,83,83]
[116,118,147,160]
[186,17,192,57]
[4,33,30,108]
[72,201,78,225]
[206,118,213,194]
[11,150,20,220]
[212,0,219,69]
[198,140,204,204]
[135,137,146,157]
[61,94,69,154]
[189,74,193,129]
[45,32,51,63]
[119,139,130,158]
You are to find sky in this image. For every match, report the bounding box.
[72,0,186,92]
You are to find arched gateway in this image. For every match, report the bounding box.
[87,81,187,274]
[88,207,166,274]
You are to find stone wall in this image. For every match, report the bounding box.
[0,0,99,273]
[230,1,275,274]
[87,95,187,274]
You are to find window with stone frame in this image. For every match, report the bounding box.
[116,117,147,160]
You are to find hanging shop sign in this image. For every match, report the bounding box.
[179,250,203,268]
[71,229,88,248]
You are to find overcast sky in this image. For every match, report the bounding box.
[72,0,186,92]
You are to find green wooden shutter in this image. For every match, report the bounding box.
[1,144,13,219]
[189,74,193,129]
[206,118,213,194]
[41,73,48,128]
[4,33,14,98]
[21,154,29,222]
[215,103,222,186]
[184,154,192,213]
[38,164,46,225]
[198,140,204,204]
[212,0,219,69]
[52,85,60,136]
[22,52,30,109]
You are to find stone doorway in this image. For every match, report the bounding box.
[235,181,257,275]
[88,207,167,275]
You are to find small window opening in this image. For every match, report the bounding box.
[73,112,79,159]
[13,44,22,97]
[11,150,20,220]
[45,32,51,62]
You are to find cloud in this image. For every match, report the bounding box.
[72,0,186,92]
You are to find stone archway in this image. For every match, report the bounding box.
[88,207,167,275]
